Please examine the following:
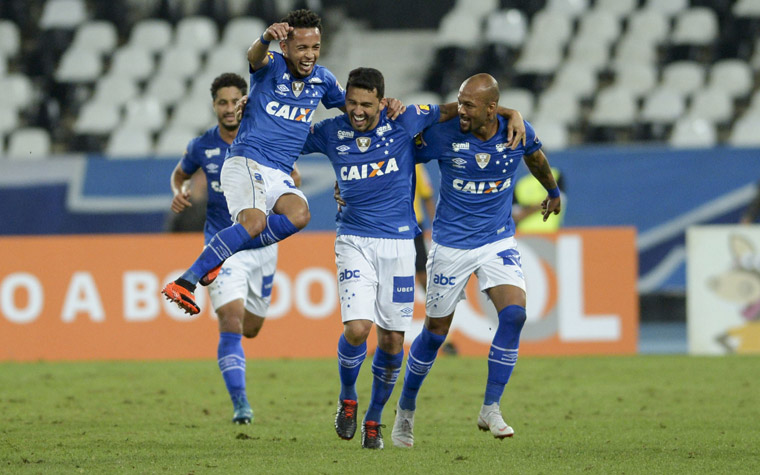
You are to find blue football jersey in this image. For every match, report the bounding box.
[227,51,345,173]
[417,116,542,249]
[179,125,232,243]
[303,104,441,239]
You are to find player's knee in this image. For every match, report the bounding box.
[218,315,244,334]
[426,318,451,336]
[500,305,527,327]
[288,206,310,230]
[238,210,266,238]
[243,326,261,339]
[344,321,372,344]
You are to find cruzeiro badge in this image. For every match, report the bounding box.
[292,81,305,97]
[356,137,371,152]
[475,153,491,168]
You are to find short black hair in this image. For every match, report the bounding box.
[210,73,247,100]
[281,9,322,32]
[346,67,384,99]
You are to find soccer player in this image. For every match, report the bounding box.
[303,68,526,449]
[391,73,561,448]
[169,73,301,425]
[162,9,345,315]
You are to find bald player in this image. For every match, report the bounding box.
[391,74,561,448]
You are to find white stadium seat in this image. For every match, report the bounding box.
[7,128,51,160]
[0,74,35,110]
[640,88,686,124]
[485,9,527,47]
[708,59,754,99]
[222,17,267,52]
[55,48,103,83]
[729,116,760,147]
[106,127,153,158]
[589,87,637,127]
[128,19,173,54]
[175,16,219,53]
[499,88,535,120]
[121,97,167,133]
[39,0,87,29]
[612,63,658,98]
[110,47,155,81]
[671,7,719,46]
[687,89,733,124]
[144,74,187,107]
[91,75,139,106]
[156,47,201,80]
[155,127,197,157]
[170,98,215,132]
[669,118,717,148]
[531,119,568,150]
[0,20,21,57]
[642,0,689,18]
[70,21,118,55]
[534,88,581,125]
[661,61,705,96]
[73,101,122,135]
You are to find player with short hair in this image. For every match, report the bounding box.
[162,9,344,315]
[304,68,526,449]
[169,73,301,425]
[391,73,561,448]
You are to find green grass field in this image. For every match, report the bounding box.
[1,355,758,474]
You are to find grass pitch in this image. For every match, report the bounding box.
[1,355,758,474]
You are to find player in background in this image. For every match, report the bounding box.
[391,73,561,448]
[304,68,526,449]
[169,73,301,425]
[412,163,436,290]
[162,9,345,315]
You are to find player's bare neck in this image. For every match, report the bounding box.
[472,120,498,142]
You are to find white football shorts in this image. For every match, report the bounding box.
[334,235,416,332]
[207,245,278,316]
[425,237,526,318]
[220,156,307,222]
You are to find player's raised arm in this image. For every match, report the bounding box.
[248,22,293,70]
[523,149,561,221]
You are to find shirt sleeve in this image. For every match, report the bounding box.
[179,137,201,175]
[414,128,439,164]
[523,120,543,155]
[320,70,346,109]
[250,51,277,84]
[397,104,441,137]
[302,119,329,154]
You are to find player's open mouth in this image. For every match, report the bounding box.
[300,61,314,70]
[351,114,366,127]
[460,117,471,127]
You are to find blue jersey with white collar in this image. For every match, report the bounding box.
[179,125,232,243]
[417,116,542,249]
[227,51,345,173]
[303,104,441,239]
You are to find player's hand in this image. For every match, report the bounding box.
[541,196,561,222]
[507,114,527,150]
[333,181,346,211]
[170,185,192,213]
[235,95,248,122]
[264,22,293,42]
[384,97,406,120]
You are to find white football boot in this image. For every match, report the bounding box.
[391,404,415,448]
[477,403,514,439]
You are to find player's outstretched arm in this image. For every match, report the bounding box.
[248,22,293,70]
[523,149,561,222]
[170,162,194,213]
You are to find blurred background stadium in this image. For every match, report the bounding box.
[2,0,760,352]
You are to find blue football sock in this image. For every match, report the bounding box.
[484,305,526,406]
[239,214,300,250]
[181,223,249,285]
[399,326,446,411]
[217,332,247,403]
[337,334,366,401]
[364,347,403,424]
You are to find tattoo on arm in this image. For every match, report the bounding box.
[524,150,557,190]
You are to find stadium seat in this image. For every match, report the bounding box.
[91,75,139,106]
[575,10,621,46]
[0,20,21,57]
[0,74,34,110]
[728,115,760,147]
[534,89,581,125]
[170,98,215,132]
[551,63,598,99]
[589,86,637,127]
[144,74,187,107]
[514,41,564,76]
[175,16,219,53]
[109,47,155,82]
[156,47,201,80]
[122,97,166,133]
[70,21,118,55]
[204,48,248,77]
[642,0,689,18]
[484,9,527,48]
[671,8,719,46]
[733,0,760,17]
[55,48,102,83]
[708,59,754,99]
[669,117,717,148]
[187,71,221,102]
[613,37,658,67]
[221,17,267,52]
[128,19,173,54]
[592,0,638,19]
[436,8,481,48]
[527,10,573,47]
[566,37,610,72]
[73,101,121,135]
[453,0,499,17]
[611,63,658,98]
[39,0,87,29]
[403,91,443,107]
[499,89,535,119]
[544,0,589,18]
[530,118,568,150]
[626,9,671,45]
[155,127,196,157]
[687,89,733,124]
[7,128,52,160]
[0,54,6,77]
[0,108,19,137]
[660,61,705,95]
[105,128,153,158]
[640,88,686,124]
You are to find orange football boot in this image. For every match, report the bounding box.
[199,264,222,286]
[161,281,200,315]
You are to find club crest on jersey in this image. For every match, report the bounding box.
[475,153,491,168]
[292,81,305,97]
[356,137,371,152]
